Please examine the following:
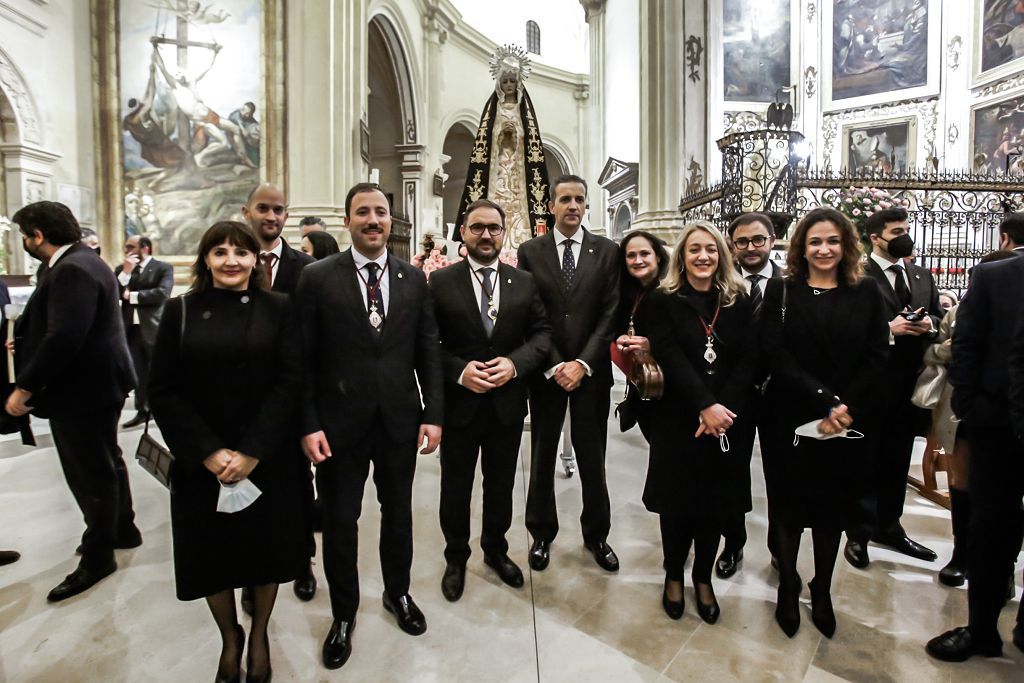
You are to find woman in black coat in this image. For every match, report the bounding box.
[759,207,888,639]
[613,230,670,440]
[149,221,308,683]
[644,221,756,623]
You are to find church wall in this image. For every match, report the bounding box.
[602,0,640,163]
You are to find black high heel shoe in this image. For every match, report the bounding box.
[694,582,720,624]
[214,624,245,683]
[809,578,836,638]
[775,575,802,638]
[662,577,684,620]
[245,632,272,683]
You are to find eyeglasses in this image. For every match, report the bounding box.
[732,235,768,249]
[467,223,505,236]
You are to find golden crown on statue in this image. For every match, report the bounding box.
[489,44,532,82]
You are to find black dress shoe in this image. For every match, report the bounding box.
[76,527,144,556]
[0,550,20,566]
[241,586,254,617]
[441,563,465,602]
[322,618,355,670]
[382,593,427,636]
[214,624,244,683]
[872,531,937,562]
[484,554,524,588]
[47,561,117,602]
[715,548,743,579]
[584,541,620,572]
[121,411,150,429]
[938,558,967,587]
[926,626,1002,662]
[694,583,720,625]
[293,565,317,602]
[775,576,802,638]
[809,578,836,638]
[844,539,870,569]
[245,631,272,683]
[528,540,550,571]
[661,578,684,620]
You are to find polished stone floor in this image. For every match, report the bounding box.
[1,392,1021,682]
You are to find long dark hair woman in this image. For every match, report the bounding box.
[644,221,756,623]
[614,230,670,440]
[759,207,888,639]
[301,230,340,260]
[149,221,308,683]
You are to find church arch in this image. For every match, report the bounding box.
[441,120,476,235]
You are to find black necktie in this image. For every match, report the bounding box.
[561,239,576,285]
[747,274,763,310]
[479,267,495,337]
[889,264,911,308]
[366,263,385,330]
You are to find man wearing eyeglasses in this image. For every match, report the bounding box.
[429,198,551,601]
[718,212,783,581]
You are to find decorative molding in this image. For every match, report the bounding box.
[0,1,47,37]
[574,83,590,101]
[579,0,607,22]
[974,72,1024,99]
[723,111,765,135]
[684,35,703,83]
[685,157,704,195]
[804,66,818,98]
[947,122,959,145]
[822,98,938,160]
[947,36,962,71]
[806,2,816,23]
[0,47,41,144]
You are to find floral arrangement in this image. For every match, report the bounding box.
[835,186,911,241]
[420,249,451,279]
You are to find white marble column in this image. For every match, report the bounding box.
[1,143,61,274]
[580,0,607,231]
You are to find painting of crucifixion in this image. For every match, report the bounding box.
[119,0,263,254]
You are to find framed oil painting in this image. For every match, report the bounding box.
[973,1,1024,87]
[91,0,285,261]
[971,92,1024,176]
[722,0,793,106]
[842,116,917,173]
[823,0,940,110]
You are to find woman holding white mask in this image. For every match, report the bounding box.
[760,207,888,640]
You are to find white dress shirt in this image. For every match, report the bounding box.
[117,255,153,313]
[870,251,909,294]
[740,259,775,296]
[351,248,390,314]
[545,228,592,379]
[49,243,74,268]
[260,239,283,287]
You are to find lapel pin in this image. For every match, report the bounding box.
[588,248,594,253]
[507,278,512,284]
[914,274,920,279]
[397,272,404,279]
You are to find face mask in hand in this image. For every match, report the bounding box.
[792,419,864,446]
[884,233,915,259]
[217,478,262,513]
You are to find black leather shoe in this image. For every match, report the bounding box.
[662,577,684,620]
[872,531,937,562]
[844,539,870,569]
[322,618,355,670]
[47,561,117,602]
[293,565,317,602]
[528,540,550,571]
[121,411,149,429]
[694,583,720,625]
[441,563,465,602]
[926,627,1002,662]
[775,576,802,638]
[0,550,20,566]
[715,548,743,579]
[240,586,254,617]
[584,541,620,572]
[214,624,244,683]
[382,593,427,636]
[484,554,524,588]
[938,558,967,587]
[809,578,836,638]
[76,526,143,556]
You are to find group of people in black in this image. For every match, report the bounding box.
[3,173,1023,681]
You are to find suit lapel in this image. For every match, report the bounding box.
[539,233,562,287]
[490,263,518,340]
[905,263,926,307]
[335,250,375,339]
[569,229,595,291]
[453,260,490,340]
[866,258,900,312]
[381,254,404,342]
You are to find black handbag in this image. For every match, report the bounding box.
[614,384,639,432]
[133,296,185,489]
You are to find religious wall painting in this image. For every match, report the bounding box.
[722,0,792,104]
[970,92,1024,176]
[824,0,940,110]
[117,0,265,255]
[973,1,1024,87]
[841,116,917,173]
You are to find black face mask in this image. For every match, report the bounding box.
[884,233,915,259]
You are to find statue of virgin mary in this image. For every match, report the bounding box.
[454,45,552,249]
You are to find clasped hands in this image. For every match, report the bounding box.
[203,448,258,484]
[552,360,586,392]
[615,334,651,355]
[461,357,516,394]
[302,423,442,465]
[817,404,853,435]
[696,403,736,438]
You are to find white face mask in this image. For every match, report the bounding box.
[216,478,262,514]
[792,419,865,446]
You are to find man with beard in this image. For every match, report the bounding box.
[428,199,551,601]
[7,201,138,601]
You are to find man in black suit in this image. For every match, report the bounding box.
[517,174,620,573]
[927,241,1024,662]
[296,183,442,670]
[718,212,784,579]
[845,207,940,569]
[430,199,551,601]
[115,235,173,428]
[7,201,138,602]
[243,183,315,295]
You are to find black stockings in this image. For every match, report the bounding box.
[205,584,278,678]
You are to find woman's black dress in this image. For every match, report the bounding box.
[759,278,889,530]
[615,279,660,440]
[643,285,757,524]
[149,288,308,600]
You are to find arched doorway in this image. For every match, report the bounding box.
[441,121,475,239]
[367,15,418,259]
[543,143,569,184]
[612,202,632,240]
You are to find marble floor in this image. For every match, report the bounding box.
[1,389,1022,682]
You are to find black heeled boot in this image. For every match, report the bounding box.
[939,488,969,587]
[809,578,836,638]
[775,574,802,638]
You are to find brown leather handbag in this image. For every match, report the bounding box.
[629,348,664,401]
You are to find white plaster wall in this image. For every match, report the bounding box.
[603,0,639,163]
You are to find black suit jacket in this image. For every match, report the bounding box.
[951,254,1024,428]
[14,243,135,418]
[429,260,552,428]
[115,257,174,346]
[295,249,443,446]
[516,228,620,386]
[273,240,315,295]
